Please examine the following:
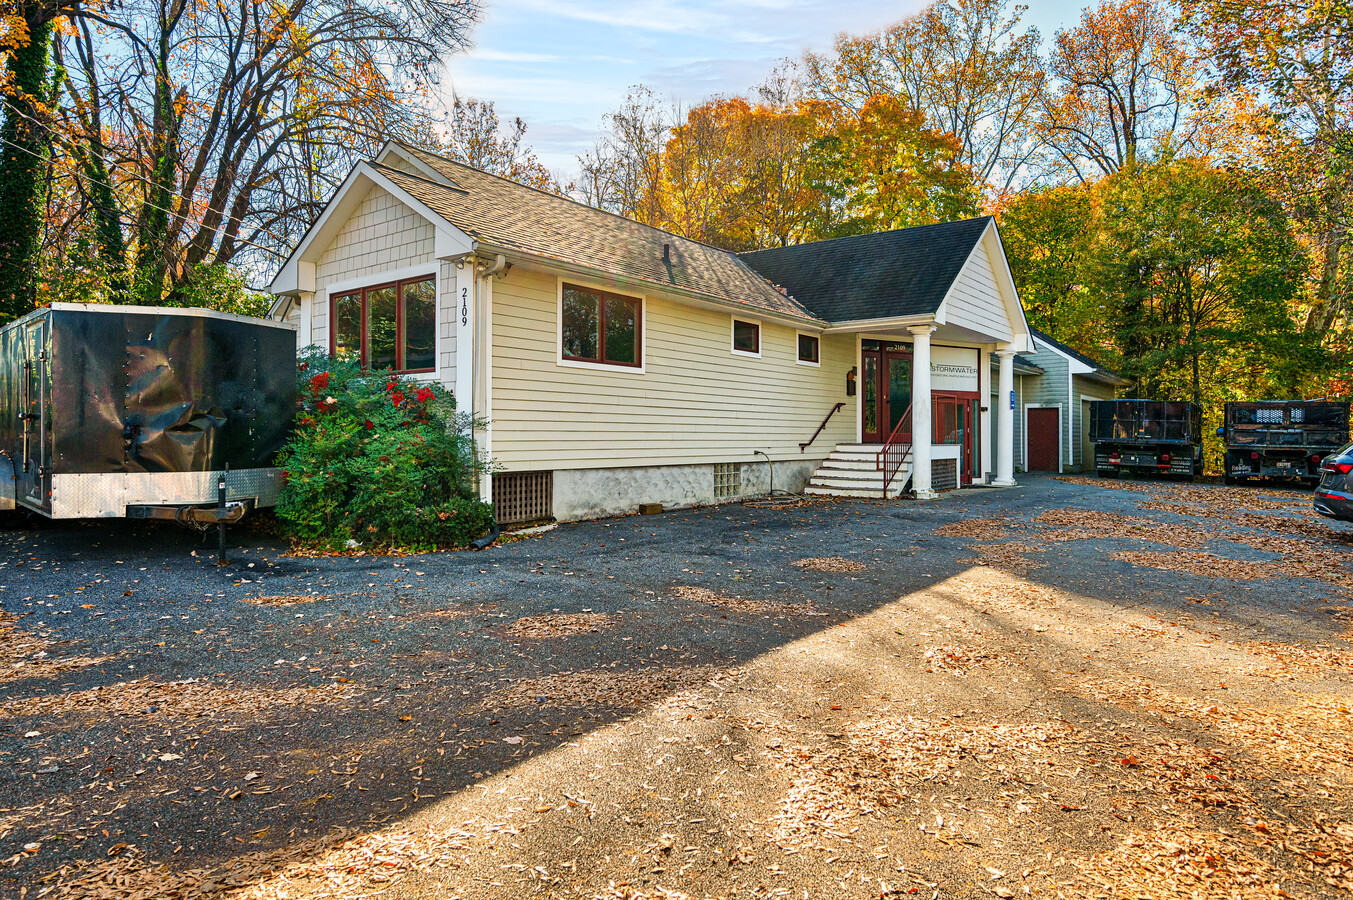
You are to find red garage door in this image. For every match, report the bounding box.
[1027,407,1060,472]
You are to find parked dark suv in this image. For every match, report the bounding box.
[1314,442,1353,521]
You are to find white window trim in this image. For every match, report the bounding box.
[317,262,441,381]
[1023,402,1063,473]
[555,276,647,375]
[731,315,762,359]
[795,330,822,367]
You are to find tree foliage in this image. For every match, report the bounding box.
[441,96,560,192]
[0,0,481,322]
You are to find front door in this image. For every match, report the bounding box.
[861,342,912,443]
[1027,407,1060,472]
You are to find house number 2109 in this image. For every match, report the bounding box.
[460,287,468,326]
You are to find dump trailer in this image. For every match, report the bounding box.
[1090,399,1203,480]
[1220,401,1350,484]
[0,303,296,521]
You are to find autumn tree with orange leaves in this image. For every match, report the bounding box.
[0,0,482,320]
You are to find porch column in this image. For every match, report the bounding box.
[909,325,937,500]
[994,349,1016,486]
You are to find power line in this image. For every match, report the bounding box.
[0,131,288,262]
[0,99,301,259]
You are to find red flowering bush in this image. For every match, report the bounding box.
[275,350,491,550]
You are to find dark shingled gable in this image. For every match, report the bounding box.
[1029,327,1121,378]
[372,145,820,322]
[738,217,993,324]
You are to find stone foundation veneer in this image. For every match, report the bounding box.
[549,459,822,522]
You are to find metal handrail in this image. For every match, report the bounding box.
[876,405,914,498]
[800,402,845,452]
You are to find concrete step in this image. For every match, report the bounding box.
[805,485,906,499]
[821,456,883,470]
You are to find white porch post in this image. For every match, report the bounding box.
[994,349,1017,486]
[909,325,937,500]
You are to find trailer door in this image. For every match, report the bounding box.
[19,318,48,509]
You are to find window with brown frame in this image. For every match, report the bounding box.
[561,283,641,367]
[331,276,436,373]
[797,333,820,364]
[732,319,760,355]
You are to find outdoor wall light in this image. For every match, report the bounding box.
[846,366,857,396]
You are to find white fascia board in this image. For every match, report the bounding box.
[374,141,460,188]
[983,220,1035,353]
[1032,334,1096,375]
[268,162,474,296]
[820,314,936,333]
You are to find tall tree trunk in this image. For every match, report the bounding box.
[0,14,54,322]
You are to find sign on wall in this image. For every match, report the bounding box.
[930,346,980,392]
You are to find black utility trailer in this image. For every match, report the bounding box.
[1090,399,1203,480]
[0,303,296,522]
[1220,401,1350,485]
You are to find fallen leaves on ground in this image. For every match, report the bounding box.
[1076,824,1287,899]
[0,677,360,723]
[484,667,723,710]
[505,612,617,638]
[958,541,1047,573]
[1109,550,1278,581]
[668,585,821,616]
[791,557,866,573]
[933,518,1022,540]
[240,594,334,607]
[0,612,112,683]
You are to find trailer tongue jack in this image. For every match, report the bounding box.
[127,468,248,564]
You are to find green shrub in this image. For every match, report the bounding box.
[274,349,492,551]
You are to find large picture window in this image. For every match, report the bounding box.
[562,283,641,367]
[331,276,436,373]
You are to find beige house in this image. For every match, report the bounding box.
[269,142,1034,523]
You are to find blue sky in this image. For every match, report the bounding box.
[440,1,1090,176]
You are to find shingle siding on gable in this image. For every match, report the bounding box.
[489,267,855,469]
[308,184,453,378]
[943,240,1014,342]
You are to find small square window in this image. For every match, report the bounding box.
[732,319,760,356]
[797,333,820,364]
[714,462,741,498]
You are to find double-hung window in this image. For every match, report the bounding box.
[561,283,642,368]
[331,276,436,373]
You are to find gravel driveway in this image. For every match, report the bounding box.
[2,476,1351,899]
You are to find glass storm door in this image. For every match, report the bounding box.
[884,352,912,440]
[862,350,882,443]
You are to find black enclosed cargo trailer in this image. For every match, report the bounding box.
[1090,399,1203,480]
[1220,401,1350,484]
[0,303,296,519]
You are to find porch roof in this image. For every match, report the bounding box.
[738,218,993,324]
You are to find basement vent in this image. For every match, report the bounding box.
[933,459,959,492]
[714,462,741,499]
[493,471,553,525]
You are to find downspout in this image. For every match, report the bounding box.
[468,254,507,550]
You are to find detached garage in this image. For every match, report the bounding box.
[990,328,1127,474]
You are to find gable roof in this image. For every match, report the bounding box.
[737,218,993,323]
[1029,327,1126,382]
[372,144,820,323]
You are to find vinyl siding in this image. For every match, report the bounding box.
[1072,375,1117,470]
[303,185,454,381]
[1019,346,1069,472]
[943,239,1014,342]
[490,267,854,470]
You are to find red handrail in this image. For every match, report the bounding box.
[876,405,913,499]
[801,402,845,452]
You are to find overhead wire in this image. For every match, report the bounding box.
[0,99,298,261]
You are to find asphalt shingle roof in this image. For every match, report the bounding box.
[737,218,992,323]
[1029,327,1121,378]
[375,146,819,322]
